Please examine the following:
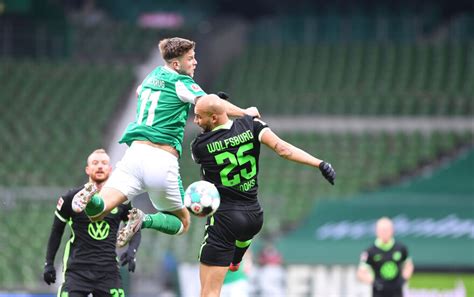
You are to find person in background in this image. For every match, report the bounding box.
[357,217,414,297]
[43,148,141,297]
[257,243,285,297]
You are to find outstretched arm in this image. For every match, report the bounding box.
[261,129,322,167]
[260,129,336,185]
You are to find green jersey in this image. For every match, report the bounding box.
[119,66,206,156]
[223,262,248,284]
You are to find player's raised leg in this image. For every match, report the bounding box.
[137,153,191,235]
[117,208,145,248]
[71,183,127,222]
[141,207,189,234]
[117,206,189,248]
[86,187,128,221]
[71,182,98,213]
[229,239,252,271]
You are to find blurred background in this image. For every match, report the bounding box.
[0,0,473,296]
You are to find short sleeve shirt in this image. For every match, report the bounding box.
[120,66,206,156]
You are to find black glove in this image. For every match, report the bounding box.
[319,161,336,185]
[120,249,137,272]
[217,91,229,100]
[43,263,56,285]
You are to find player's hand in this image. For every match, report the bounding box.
[120,249,137,272]
[43,263,56,285]
[244,107,261,118]
[319,161,336,185]
[217,91,230,100]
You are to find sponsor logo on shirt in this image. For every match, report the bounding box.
[191,84,202,92]
[57,197,64,210]
[88,221,110,240]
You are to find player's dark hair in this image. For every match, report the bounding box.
[159,37,195,62]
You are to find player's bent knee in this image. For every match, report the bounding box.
[100,187,128,207]
[170,208,191,234]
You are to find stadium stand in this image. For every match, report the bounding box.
[0,59,134,186]
[213,42,474,115]
[0,19,140,289]
[71,21,186,64]
[1,1,473,292]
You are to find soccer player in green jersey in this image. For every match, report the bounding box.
[71,37,260,247]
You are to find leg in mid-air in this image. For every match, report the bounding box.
[115,142,191,246]
[74,141,191,247]
[71,183,127,221]
[116,206,189,248]
[229,239,253,272]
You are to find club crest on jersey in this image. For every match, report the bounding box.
[56,197,64,210]
[191,84,202,92]
[88,221,110,240]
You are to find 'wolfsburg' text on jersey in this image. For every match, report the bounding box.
[191,116,269,211]
[119,66,206,156]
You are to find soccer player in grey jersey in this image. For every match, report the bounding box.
[71,37,260,247]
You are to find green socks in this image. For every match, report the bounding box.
[84,195,183,235]
[85,194,105,217]
[142,212,183,235]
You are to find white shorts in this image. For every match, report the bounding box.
[104,142,185,212]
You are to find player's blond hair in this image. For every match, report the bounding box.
[159,37,195,62]
[87,148,109,165]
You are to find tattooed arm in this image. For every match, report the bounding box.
[260,129,323,168]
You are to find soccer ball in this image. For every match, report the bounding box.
[184,180,220,217]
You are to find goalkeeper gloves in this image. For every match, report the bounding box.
[120,248,137,272]
[319,161,336,185]
[43,262,56,285]
[217,91,230,100]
